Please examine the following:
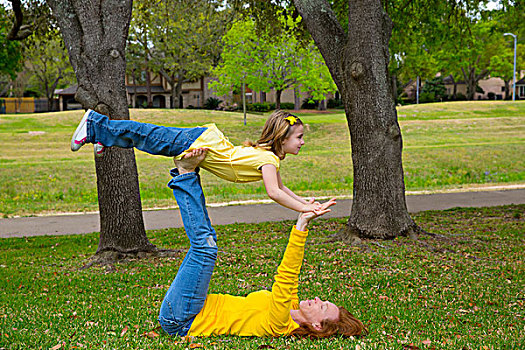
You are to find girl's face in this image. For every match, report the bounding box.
[281,124,305,155]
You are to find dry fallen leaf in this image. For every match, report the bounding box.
[50,343,62,350]
[189,343,204,349]
[120,325,129,337]
[144,331,160,338]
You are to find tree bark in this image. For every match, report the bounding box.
[294,87,301,110]
[47,0,158,264]
[145,58,152,107]
[294,0,421,240]
[275,89,282,109]
[176,72,186,108]
[7,0,32,41]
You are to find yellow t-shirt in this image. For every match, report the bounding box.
[187,226,307,337]
[175,124,280,183]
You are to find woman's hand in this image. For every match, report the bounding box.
[301,201,322,213]
[295,198,337,231]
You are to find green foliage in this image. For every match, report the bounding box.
[419,92,435,103]
[23,29,75,99]
[0,205,524,348]
[246,102,273,112]
[210,16,335,101]
[421,77,446,102]
[279,102,294,110]
[301,98,317,109]
[0,6,23,82]
[454,92,467,101]
[327,98,343,109]
[129,0,233,107]
[203,97,222,110]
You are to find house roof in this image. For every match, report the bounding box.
[56,85,78,95]
[126,86,169,94]
[56,84,182,96]
[442,75,465,84]
[516,77,525,86]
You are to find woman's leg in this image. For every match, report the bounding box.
[75,110,206,156]
[158,167,217,336]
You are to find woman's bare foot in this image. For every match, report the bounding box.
[174,148,207,174]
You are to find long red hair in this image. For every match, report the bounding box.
[290,307,367,339]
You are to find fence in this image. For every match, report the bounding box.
[0,98,59,114]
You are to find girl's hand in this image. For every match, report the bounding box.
[296,198,337,231]
[302,200,322,213]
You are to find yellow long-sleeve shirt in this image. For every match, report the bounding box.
[187,226,307,337]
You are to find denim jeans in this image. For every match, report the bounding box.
[85,110,206,157]
[158,168,218,336]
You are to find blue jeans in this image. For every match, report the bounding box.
[158,168,218,336]
[85,110,206,157]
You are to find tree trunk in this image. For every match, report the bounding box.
[145,60,152,107]
[391,74,398,102]
[47,0,159,265]
[275,89,282,109]
[318,98,326,111]
[462,67,476,100]
[169,74,177,109]
[450,75,457,99]
[175,80,184,108]
[504,80,510,100]
[294,0,421,240]
[132,69,137,107]
[294,86,301,110]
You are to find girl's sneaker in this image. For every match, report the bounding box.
[94,143,105,157]
[71,109,92,151]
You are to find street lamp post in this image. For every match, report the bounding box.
[504,32,517,102]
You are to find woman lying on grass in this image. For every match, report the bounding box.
[159,149,365,338]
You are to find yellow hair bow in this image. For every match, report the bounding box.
[285,116,298,125]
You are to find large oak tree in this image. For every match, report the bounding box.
[293,0,421,240]
[47,0,161,265]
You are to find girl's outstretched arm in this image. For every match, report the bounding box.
[276,172,314,205]
[261,164,320,213]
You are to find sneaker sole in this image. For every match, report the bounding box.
[70,109,92,151]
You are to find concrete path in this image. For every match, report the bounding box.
[1,189,524,238]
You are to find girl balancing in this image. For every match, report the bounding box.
[70,109,321,213]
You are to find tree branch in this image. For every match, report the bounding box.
[293,0,347,86]
[7,0,33,41]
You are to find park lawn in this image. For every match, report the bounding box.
[0,101,524,217]
[0,204,523,349]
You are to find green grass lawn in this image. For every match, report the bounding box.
[1,101,524,217]
[1,205,523,349]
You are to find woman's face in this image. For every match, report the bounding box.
[281,124,305,155]
[298,297,340,330]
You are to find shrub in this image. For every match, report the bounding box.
[246,102,272,112]
[204,97,222,110]
[421,77,446,101]
[278,102,295,110]
[454,93,467,101]
[419,92,436,103]
[217,101,238,111]
[487,92,495,100]
[301,98,318,109]
[327,98,343,109]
